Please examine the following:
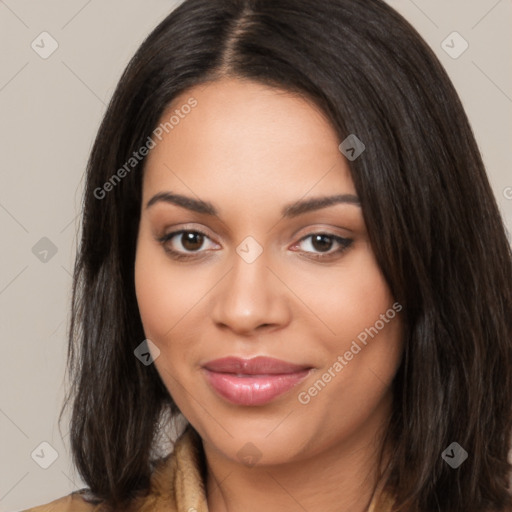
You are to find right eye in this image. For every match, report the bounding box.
[158,229,219,260]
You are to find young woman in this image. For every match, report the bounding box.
[24,0,512,511]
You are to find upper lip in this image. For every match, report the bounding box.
[203,356,311,375]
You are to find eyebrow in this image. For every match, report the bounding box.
[145,191,360,218]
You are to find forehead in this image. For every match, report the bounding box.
[142,78,356,209]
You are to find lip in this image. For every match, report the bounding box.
[202,356,312,406]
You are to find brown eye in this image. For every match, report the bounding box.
[311,234,335,252]
[293,233,353,260]
[157,229,219,260]
[180,231,205,251]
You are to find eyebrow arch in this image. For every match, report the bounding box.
[145,192,360,217]
[282,194,360,217]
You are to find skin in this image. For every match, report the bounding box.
[134,77,404,512]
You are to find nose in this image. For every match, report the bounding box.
[210,247,291,336]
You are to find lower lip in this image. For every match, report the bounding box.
[202,368,311,406]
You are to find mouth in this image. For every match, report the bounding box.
[202,356,313,406]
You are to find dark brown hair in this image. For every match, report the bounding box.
[62,0,512,510]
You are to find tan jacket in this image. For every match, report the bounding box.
[22,428,395,512]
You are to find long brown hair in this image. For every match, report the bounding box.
[62,0,512,510]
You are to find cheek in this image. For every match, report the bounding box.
[134,248,170,341]
[294,242,404,400]
[293,242,396,342]
[134,237,207,344]
[134,240,202,406]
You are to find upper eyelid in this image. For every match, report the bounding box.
[159,228,216,245]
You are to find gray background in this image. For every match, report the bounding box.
[0,1,511,510]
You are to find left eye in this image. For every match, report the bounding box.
[292,233,353,258]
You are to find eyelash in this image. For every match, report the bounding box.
[157,229,353,262]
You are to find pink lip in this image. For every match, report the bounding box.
[202,356,312,406]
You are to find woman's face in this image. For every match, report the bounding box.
[135,77,404,467]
